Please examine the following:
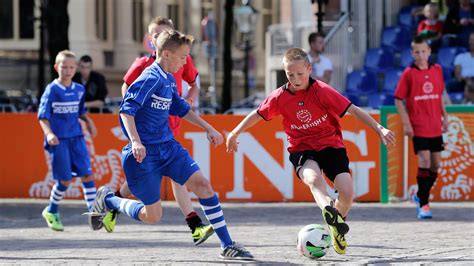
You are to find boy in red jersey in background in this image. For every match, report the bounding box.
[226,48,395,255]
[102,17,213,246]
[395,36,448,220]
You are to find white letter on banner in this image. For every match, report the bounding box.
[342,130,375,197]
[227,132,293,199]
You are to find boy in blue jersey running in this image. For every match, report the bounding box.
[38,50,98,231]
[88,29,253,260]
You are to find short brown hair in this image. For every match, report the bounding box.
[411,36,429,48]
[308,32,325,44]
[148,16,174,29]
[156,29,194,55]
[282,48,310,66]
[55,50,76,64]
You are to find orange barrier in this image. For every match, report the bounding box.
[381,106,474,202]
[0,113,382,201]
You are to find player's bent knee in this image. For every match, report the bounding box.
[80,175,94,182]
[59,180,71,187]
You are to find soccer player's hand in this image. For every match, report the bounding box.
[131,140,146,163]
[226,132,239,152]
[46,133,59,146]
[88,123,98,138]
[403,124,414,138]
[442,118,448,133]
[379,127,395,146]
[207,128,223,146]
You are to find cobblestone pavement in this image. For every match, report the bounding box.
[0,200,473,265]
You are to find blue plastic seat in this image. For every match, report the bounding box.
[400,48,413,68]
[345,70,378,95]
[382,69,403,93]
[381,26,411,52]
[383,94,395,105]
[436,47,468,74]
[367,93,384,109]
[364,48,395,73]
[449,92,464,104]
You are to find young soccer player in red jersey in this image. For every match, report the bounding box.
[102,17,213,246]
[395,36,448,220]
[226,48,395,255]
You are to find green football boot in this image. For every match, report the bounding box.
[42,207,64,231]
[192,224,215,246]
[103,209,118,233]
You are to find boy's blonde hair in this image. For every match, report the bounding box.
[55,50,76,64]
[424,3,439,19]
[156,29,194,56]
[148,16,174,29]
[282,48,310,66]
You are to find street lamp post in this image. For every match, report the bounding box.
[234,0,258,98]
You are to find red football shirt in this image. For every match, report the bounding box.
[257,79,352,153]
[394,64,444,137]
[122,53,198,135]
[416,20,443,36]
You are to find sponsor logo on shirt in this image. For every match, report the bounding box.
[290,112,328,130]
[151,94,172,110]
[52,101,80,114]
[422,81,434,94]
[414,81,439,101]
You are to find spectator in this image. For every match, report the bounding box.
[73,55,109,113]
[417,3,444,50]
[443,0,474,46]
[307,32,333,84]
[448,32,474,92]
[454,32,474,83]
[463,78,474,104]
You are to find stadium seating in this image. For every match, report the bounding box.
[382,69,403,93]
[364,48,395,73]
[345,70,378,95]
[381,26,411,52]
[436,47,468,75]
[449,92,464,104]
[399,48,413,69]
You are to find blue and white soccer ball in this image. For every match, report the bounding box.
[296,224,331,259]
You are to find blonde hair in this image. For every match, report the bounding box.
[424,3,439,19]
[55,50,76,64]
[148,16,174,29]
[282,48,310,66]
[156,29,194,56]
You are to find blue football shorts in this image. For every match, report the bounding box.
[121,139,200,205]
[45,136,92,181]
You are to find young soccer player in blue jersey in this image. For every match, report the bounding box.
[88,29,253,260]
[38,50,98,231]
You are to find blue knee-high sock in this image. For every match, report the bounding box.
[48,182,68,213]
[82,180,96,211]
[104,195,144,221]
[199,193,233,248]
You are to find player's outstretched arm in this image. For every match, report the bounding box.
[120,113,146,163]
[182,110,223,146]
[226,110,263,153]
[80,114,97,138]
[39,119,59,146]
[347,105,395,146]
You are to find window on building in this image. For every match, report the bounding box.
[95,0,108,41]
[0,0,14,39]
[0,0,34,40]
[167,4,179,30]
[19,0,34,39]
[132,0,144,43]
[261,0,273,49]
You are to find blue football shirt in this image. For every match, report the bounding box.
[37,79,86,139]
[119,61,190,144]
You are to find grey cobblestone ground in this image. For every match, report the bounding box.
[0,199,473,265]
